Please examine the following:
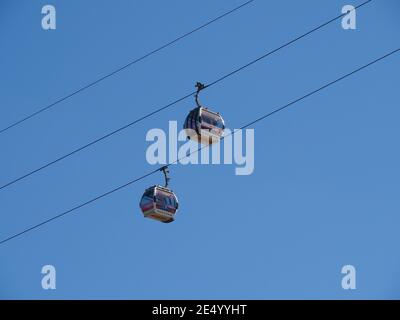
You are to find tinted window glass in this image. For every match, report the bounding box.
[140,192,154,209]
[155,189,177,213]
[144,188,154,198]
[201,110,223,129]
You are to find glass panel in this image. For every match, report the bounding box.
[191,112,197,130]
[140,191,154,212]
[155,189,177,213]
[201,110,224,129]
[144,188,154,198]
[215,117,224,129]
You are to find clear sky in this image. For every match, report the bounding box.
[0,0,399,299]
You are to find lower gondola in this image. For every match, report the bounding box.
[139,167,179,223]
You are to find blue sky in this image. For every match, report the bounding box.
[0,0,399,299]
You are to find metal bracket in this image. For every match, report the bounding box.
[160,166,170,188]
[195,82,206,108]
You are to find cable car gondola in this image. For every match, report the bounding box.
[184,82,225,145]
[139,167,179,223]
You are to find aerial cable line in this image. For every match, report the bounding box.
[0,0,255,135]
[0,46,398,246]
[0,0,373,192]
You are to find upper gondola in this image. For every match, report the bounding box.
[184,82,225,145]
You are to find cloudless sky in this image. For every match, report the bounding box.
[0,0,399,299]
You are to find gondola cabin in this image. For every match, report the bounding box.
[184,107,225,145]
[139,185,179,223]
